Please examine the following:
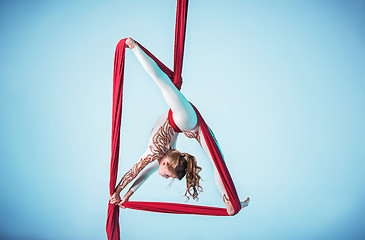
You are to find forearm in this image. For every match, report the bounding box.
[115,154,158,194]
[114,172,129,193]
[119,188,133,199]
[115,182,127,195]
[115,158,148,193]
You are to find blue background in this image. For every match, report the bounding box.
[0,0,364,239]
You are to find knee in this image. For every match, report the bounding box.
[174,112,197,131]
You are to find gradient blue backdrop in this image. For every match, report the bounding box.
[1,0,364,239]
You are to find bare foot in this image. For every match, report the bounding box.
[241,197,250,208]
[225,197,250,216]
[125,37,136,49]
[225,201,235,216]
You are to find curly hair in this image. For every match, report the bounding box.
[164,149,203,200]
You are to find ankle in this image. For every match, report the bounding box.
[126,37,136,49]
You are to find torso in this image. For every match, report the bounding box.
[118,112,201,191]
[148,112,201,158]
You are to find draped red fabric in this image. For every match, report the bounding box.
[107,1,242,239]
[106,38,126,240]
[168,109,183,133]
[172,0,188,90]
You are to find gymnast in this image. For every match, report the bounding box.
[110,38,249,215]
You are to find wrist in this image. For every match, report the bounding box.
[115,185,122,194]
[126,189,134,197]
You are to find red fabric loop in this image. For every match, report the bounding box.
[168,109,183,133]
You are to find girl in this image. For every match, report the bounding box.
[110,38,249,215]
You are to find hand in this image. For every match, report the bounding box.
[110,192,121,205]
[118,195,130,209]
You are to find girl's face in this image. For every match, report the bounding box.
[158,157,177,179]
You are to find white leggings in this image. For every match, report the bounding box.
[132,45,197,132]
[132,44,228,201]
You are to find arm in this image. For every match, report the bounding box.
[110,113,175,207]
[116,157,158,196]
[110,151,158,207]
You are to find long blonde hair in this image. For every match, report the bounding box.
[164,149,203,200]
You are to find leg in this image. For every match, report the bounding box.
[199,127,249,215]
[127,38,197,131]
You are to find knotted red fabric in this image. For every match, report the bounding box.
[107,1,242,239]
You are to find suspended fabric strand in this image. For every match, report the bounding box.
[173,0,188,89]
[107,1,242,239]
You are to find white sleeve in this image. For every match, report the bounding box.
[129,159,158,192]
[117,149,157,192]
[117,113,176,193]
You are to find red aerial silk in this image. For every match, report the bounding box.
[106,1,242,239]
